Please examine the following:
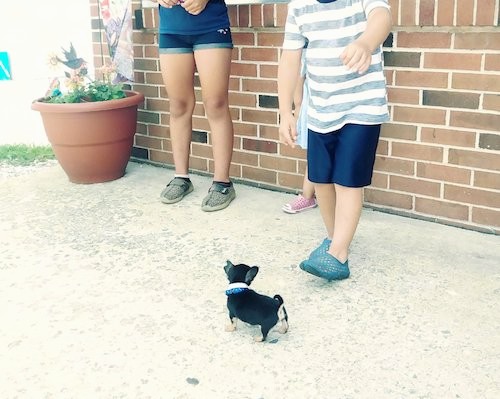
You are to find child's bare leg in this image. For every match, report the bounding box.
[302,169,315,199]
[313,182,336,240]
[328,184,363,263]
[195,48,233,182]
[160,54,196,175]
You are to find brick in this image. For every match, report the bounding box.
[364,188,414,210]
[144,46,159,58]
[472,207,500,228]
[383,33,394,48]
[135,58,158,71]
[263,5,275,27]
[455,33,500,50]
[420,127,476,148]
[260,155,297,172]
[192,116,210,131]
[191,143,211,158]
[400,0,417,25]
[189,156,209,172]
[444,184,500,208]
[241,47,279,62]
[192,130,208,144]
[250,5,262,27]
[392,142,443,162]
[280,143,306,158]
[257,32,284,47]
[146,98,169,112]
[390,175,441,197]
[148,125,168,138]
[145,72,164,85]
[424,52,482,71]
[259,95,279,109]
[231,62,258,77]
[474,171,500,190]
[233,122,258,137]
[456,0,474,26]
[232,150,259,166]
[227,6,237,27]
[479,133,500,151]
[380,123,417,141]
[450,111,500,132]
[242,165,277,184]
[238,5,250,27]
[150,149,172,165]
[387,0,399,25]
[484,54,500,72]
[131,146,149,160]
[417,162,471,185]
[138,110,160,124]
[134,71,145,84]
[476,0,497,26]
[387,87,420,105]
[229,92,257,107]
[242,109,278,125]
[419,0,435,26]
[377,139,389,155]
[393,106,447,125]
[452,73,500,92]
[422,90,480,109]
[278,172,304,190]
[397,32,452,49]
[276,4,288,27]
[370,172,389,189]
[259,125,280,141]
[449,149,500,172]
[374,156,415,175]
[243,138,278,153]
[415,197,469,220]
[483,94,500,112]
[242,79,277,94]
[232,32,256,46]
[436,0,454,26]
[395,71,448,88]
[133,32,155,45]
[383,52,421,68]
[259,64,278,79]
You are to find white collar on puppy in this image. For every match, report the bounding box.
[225,282,250,295]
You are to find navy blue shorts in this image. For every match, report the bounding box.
[159,28,233,54]
[307,124,381,188]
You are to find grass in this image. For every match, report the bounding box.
[0,144,55,166]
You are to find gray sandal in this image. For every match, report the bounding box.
[160,177,194,204]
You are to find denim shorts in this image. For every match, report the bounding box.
[159,28,233,54]
[307,124,381,188]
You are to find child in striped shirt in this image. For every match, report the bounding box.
[278,0,392,281]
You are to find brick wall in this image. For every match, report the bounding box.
[89,0,500,234]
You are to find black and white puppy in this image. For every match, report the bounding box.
[224,260,288,342]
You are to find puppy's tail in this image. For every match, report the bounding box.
[274,295,288,325]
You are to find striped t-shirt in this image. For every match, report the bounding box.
[283,0,390,133]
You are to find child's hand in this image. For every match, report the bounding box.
[156,0,178,8]
[279,114,298,148]
[340,40,372,74]
[181,0,209,15]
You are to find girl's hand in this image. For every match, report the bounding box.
[340,40,372,74]
[279,113,298,148]
[181,0,209,15]
[156,0,178,8]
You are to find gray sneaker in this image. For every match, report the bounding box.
[201,182,236,212]
[160,177,194,204]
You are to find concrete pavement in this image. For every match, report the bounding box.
[1,161,499,399]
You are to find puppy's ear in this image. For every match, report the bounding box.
[244,266,259,285]
[224,260,234,276]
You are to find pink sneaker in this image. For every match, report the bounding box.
[282,194,317,214]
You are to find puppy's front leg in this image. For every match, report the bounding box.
[225,316,237,332]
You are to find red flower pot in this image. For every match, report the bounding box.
[31,90,144,184]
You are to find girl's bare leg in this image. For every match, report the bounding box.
[194,48,234,182]
[159,53,196,175]
[313,183,336,241]
[302,169,315,199]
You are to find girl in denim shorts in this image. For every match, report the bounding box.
[156,0,235,212]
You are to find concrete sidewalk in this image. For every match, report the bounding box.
[1,162,499,399]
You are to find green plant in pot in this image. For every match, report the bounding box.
[31,43,144,184]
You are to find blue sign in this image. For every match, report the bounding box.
[0,52,12,80]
